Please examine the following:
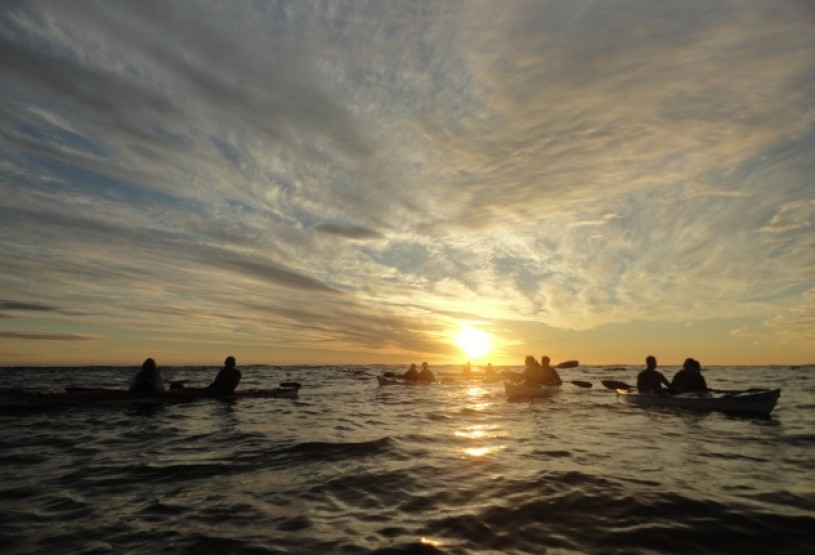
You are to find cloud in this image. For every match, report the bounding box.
[0,331,98,342]
[0,300,76,319]
[314,223,383,240]
[0,301,62,312]
[759,198,815,234]
[0,1,813,363]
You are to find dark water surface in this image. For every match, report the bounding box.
[1,365,812,554]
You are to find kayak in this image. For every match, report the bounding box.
[167,387,298,400]
[0,388,185,408]
[376,376,435,386]
[0,385,299,408]
[504,381,559,400]
[616,388,780,416]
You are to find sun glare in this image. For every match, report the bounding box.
[455,324,493,360]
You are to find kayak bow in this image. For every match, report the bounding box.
[504,381,559,400]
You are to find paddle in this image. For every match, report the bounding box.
[555,360,579,369]
[601,380,633,391]
[570,380,593,388]
[279,381,301,389]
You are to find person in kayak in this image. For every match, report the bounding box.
[670,358,708,394]
[206,356,242,393]
[418,362,435,383]
[636,355,671,393]
[539,356,563,386]
[401,363,419,381]
[518,355,540,385]
[129,358,166,394]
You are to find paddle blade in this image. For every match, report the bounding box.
[556,360,579,369]
[570,380,593,388]
[279,381,301,389]
[602,380,632,390]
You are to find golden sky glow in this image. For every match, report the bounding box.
[454,324,495,361]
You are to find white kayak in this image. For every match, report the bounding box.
[376,376,436,386]
[616,388,780,416]
[504,381,559,400]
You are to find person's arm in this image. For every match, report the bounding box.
[669,372,681,388]
[206,369,224,389]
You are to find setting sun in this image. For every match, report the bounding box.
[455,324,494,360]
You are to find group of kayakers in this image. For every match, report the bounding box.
[636,355,707,394]
[389,356,563,386]
[518,355,563,386]
[129,356,242,394]
[398,362,436,383]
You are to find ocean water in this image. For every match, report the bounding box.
[0,364,812,555]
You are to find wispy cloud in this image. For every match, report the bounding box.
[0,331,98,342]
[314,224,383,240]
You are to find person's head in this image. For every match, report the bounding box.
[142,358,157,372]
[541,356,551,366]
[409,363,416,370]
[646,355,657,369]
[524,355,535,366]
[422,362,428,369]
[682,358,695,371]
[225,356,236,368]
[691,359,702,372]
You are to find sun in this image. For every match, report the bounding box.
[455,324,493,360]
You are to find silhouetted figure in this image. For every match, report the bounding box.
[539,355,563,386]
[671,358,708,394]
[130,358,166,394]
[520,355,541,385]
[206,356,242,394]
[418,362,435,383]
[402,363,419,381]
[636,355,671,393]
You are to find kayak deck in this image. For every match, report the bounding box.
[617,388,780,416]
[0,386,298,408]
[376,376,435,386]
[167,387,298,400]
[0,388,181,408]
[504,381,559,400]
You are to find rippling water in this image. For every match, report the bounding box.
[1,365,812,554]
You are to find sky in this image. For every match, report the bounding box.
[1,1,814,367]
